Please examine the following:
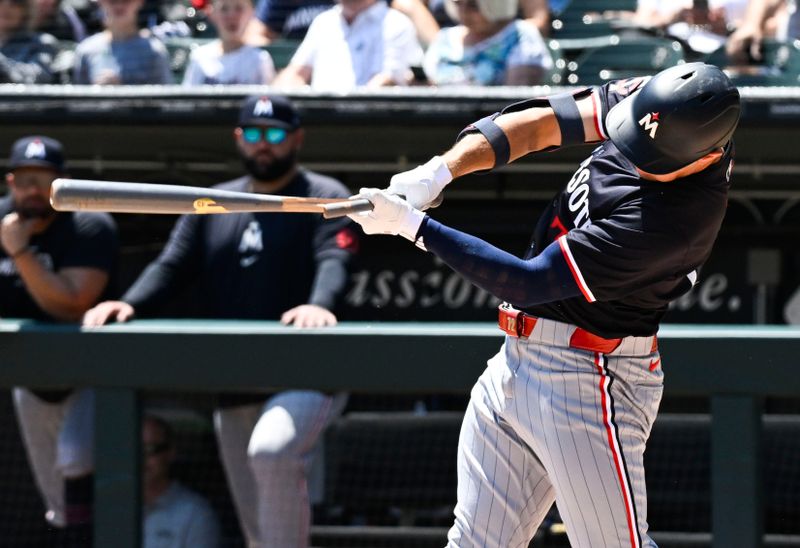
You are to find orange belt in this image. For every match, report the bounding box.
[498,304,633,354]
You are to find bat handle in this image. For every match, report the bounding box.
[322,198,373,219]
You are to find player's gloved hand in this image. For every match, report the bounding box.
[387,156,452,210]
[348,188,426,242]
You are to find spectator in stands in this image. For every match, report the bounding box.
[426,0,549,40]
[422,0,552,86]
[606,0,784,55]
[0,0,60,83]
[392,0,440,46]
[726,0,789,62]
[142,415,220,548]
[273,0,423,90]
[72,0,172,84]
[245,0,441,47]
[3,136,118,545]
[244,0,333,43]
[83,94,358,548]
[32,0,87,41]
[183,0,275,85]
[520,0,548,35]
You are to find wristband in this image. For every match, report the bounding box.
[424,156,453,189]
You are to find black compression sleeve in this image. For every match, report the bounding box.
[308,258,348,310]
[418,217,581,308]
[121,215,203,314]
[121,262,182,314]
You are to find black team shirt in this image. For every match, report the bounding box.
[123,169,357,319]
[0,196,118,320]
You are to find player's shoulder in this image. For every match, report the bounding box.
[75,32,107,53]
[212,176,250,192]
[69,211,118,239]
[298,168,351,199]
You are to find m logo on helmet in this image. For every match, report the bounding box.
[638,112,660,139]
[253,97,273,117]
[24,140,46,159]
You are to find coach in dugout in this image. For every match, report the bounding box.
[83,94,359,548]
[2,135,118,544]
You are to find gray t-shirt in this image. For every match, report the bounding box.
[72,30,172,84]
[143,482,220,548]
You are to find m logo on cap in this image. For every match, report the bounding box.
[638,112,660,139]
[24,139,46,159]
[253,98,273,117]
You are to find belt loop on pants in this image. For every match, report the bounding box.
[498,304,623,354]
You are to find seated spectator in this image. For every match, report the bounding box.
[422,0,552,86]
[273,0,423,90]
[427,0,548,38]
[72,0,172,84]
[606,0,780,55]
[520,0,548,35]
[143,415,220,548]
[244,0,334,44]
[390,0,440,46]
[32,0,87,42]
[0,0,60,83]
[183,0,275,85]
[726,0,787,62]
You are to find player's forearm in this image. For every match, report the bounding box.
[442,108,560,178]
[308,257,348,310]
[14,255,99,321]
[442,93,601,179]
[273,65,311,88]
[418,217,580,308]
[121,262,183,314]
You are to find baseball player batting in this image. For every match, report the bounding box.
[348,62,740,547]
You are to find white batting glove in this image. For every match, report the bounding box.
[387,156,453,210]
[348,188,426,243]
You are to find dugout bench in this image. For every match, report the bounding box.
[0,321,798,548]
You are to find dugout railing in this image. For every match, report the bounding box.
[0,321,798,547]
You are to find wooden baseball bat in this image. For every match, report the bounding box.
[49,179,373,219]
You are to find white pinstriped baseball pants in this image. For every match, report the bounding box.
[214,391,347,548]
[447,318,663,548]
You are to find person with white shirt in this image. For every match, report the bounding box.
[273,0,423,91]
[142,415,220,548]
[183,0,275,85]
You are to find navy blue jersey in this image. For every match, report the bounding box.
[522,80,735,338]
[0,196,118,320]
[123,169,357,319]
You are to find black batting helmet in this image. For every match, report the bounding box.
[605,63,741,175]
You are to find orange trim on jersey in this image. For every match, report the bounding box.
[595,353,641,548]
[557,235,596,302]
[591,91,607,140]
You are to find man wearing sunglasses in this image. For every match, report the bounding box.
[142,415,220,548]
[3,135,118,544]
[83,94,358,548]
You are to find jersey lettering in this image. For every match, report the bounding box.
[564,155,593,229]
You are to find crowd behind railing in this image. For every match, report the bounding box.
[3,0,800,88]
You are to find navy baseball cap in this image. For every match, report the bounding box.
[238,95,301,130]
[8,136,65,173]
